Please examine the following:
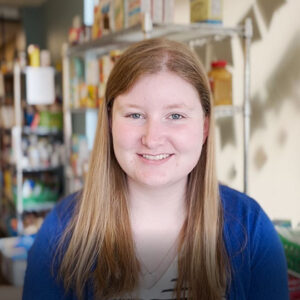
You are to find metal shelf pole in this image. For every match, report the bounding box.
[13,62,23,235]
[62,43,73,195]
[243,18,253,194]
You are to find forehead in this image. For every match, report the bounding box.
[114,71,201,109]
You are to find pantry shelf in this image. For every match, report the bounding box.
[67,23,245,57]
[22,165,63,173]
[22,126,63,136]
[214,105,243,118]
[22,202,56,213]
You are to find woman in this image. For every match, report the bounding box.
[23,38,289,300]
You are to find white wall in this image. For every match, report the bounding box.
[218,0,300,226]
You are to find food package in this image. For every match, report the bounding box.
[190,0,222,23]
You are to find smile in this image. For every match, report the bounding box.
[140,153,172,161]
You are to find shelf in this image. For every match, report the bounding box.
[22,202,56,213]
[22,126,63,136]
[1,164,63,173]
[214,105,243,118]
[22,165,63,173]
[67,23,244,57]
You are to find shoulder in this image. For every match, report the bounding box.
[219,185,289,299]
[219,184,261,215]
[219,184,273,247]
[219,184,268,237]
[28,191,81,259]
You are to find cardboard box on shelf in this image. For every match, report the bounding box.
[125,0,175,28]
[114,0,125,31]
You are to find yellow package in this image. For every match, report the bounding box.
[87,85,98,108]
[92,5,102,39]
[190,0,222,23]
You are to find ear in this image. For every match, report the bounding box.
[203,116,209,144]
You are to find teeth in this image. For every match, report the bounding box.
[142,154,171,160]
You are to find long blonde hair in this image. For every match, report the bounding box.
[57,38,230,300]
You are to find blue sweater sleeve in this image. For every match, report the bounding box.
[247,208,289,300]
[22,205,75,300]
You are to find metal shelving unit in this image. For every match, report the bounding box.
[63,19,252,195]
[3,65,65,235]
[66,23,244,57]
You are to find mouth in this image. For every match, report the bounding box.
[137,153,174,161]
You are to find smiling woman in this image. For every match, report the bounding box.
[112,71,207,189]
[23,38,289,300]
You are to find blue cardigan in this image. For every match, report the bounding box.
[23,185,289,299]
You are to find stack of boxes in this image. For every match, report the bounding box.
[70,0,223,45]
[92,0,176,40]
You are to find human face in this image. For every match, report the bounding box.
[111,71,208,189]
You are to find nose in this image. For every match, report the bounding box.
[141,118,165,148]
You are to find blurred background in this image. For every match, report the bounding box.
[0,0,299,298]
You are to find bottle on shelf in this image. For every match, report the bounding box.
[208,60,232,106]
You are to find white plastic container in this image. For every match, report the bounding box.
[0,237,28,286]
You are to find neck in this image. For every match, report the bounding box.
[127,178,187,227]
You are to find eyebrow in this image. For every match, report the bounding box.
[117,103,194,110]
[163,104,193,110]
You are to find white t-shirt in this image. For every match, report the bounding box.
[111,256,185,300]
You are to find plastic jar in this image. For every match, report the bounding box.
[208,60,232,106]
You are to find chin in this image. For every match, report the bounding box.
[136,177,175,188]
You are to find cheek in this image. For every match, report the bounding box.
[173,123,204,152]
[112,122,140,150]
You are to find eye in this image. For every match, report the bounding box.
[169,113,184,120]
[127,113,142,119]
